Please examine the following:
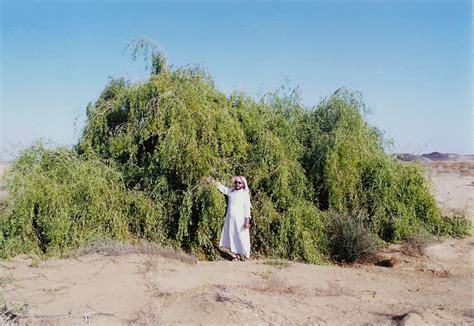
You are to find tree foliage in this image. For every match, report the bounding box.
[0,47,469,261]
[0,144,164,258]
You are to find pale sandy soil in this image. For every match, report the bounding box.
[1,162,473,325]
[426,161,474,219]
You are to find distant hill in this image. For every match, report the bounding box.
[396,152,474,163]
[395,153,431,163]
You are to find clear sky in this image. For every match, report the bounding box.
[1,0,472,160]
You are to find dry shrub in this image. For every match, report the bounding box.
[431,161,451,170]
[400,234,431,257]
[459,162,474,169]
[326,211,379,264]
[431,161,474,173]
[460,170,474,177]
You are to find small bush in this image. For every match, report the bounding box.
[326,211,379,263]
[438,214,471,238]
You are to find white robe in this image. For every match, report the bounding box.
[216,182,252,258]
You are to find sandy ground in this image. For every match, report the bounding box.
[1,162,473,325]
[426,161,474,218]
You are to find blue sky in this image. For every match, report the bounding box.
[1,0,472,160]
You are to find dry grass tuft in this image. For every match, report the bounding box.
[249,276,306,296]
[313,281,348,297]
[460,170,474,177]
[212,285,255,309]
[129,302,161,325]
[262,259,291,269]
[154,247,198,265]
[1,305,20,325]
[214,291,232,303]
[430,161,474,175]
[0,296,28,325]
[0,274,13,287]
[250,277,347,298]
[68,238,197,265]
[400,234,432,257]
[421,268,452,278]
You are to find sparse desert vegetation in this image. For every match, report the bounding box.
[428,161,474,178]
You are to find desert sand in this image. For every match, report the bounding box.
[1,161,473,325]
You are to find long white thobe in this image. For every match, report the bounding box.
[216,182,252,258]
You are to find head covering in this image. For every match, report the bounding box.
[231,175,253,209]
[232,175,249,192]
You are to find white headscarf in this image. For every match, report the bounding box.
[231,175,252,209]
[232,175,249,192]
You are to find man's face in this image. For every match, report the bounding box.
[234,179,243,190]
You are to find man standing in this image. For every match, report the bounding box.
[207,176,252,260]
